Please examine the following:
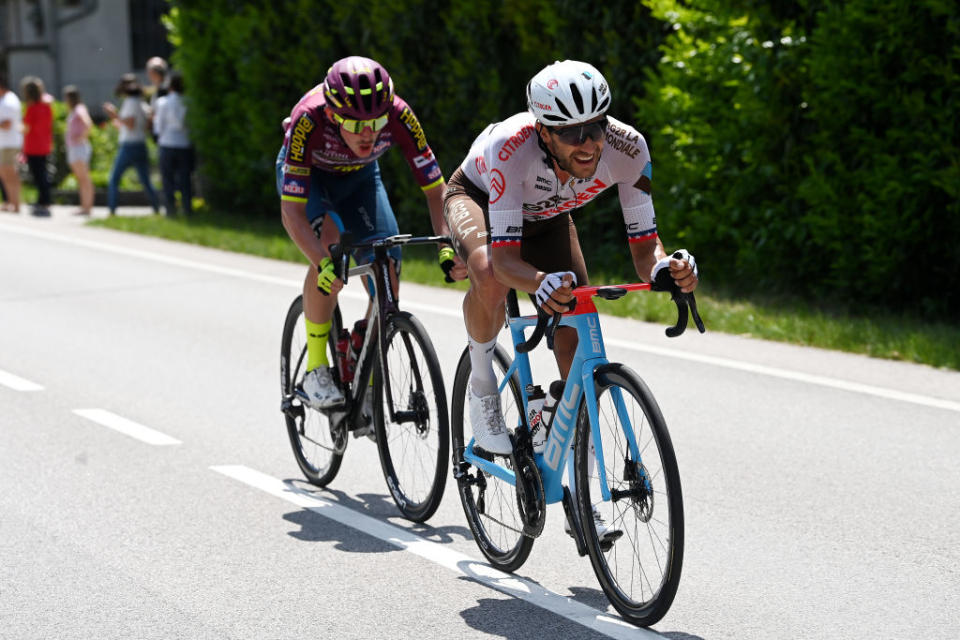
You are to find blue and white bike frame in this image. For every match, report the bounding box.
[463,307,641,505]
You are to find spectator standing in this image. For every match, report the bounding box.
[0,73,23,213]
[145,56,168,140]
[154,71,194,216]
[63,85,95,215]
[102,74,160,216]
[21,76,54,216]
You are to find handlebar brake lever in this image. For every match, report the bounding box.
[516,308,549,354]
[688,294,706,333]
[545,309,563,351]
[665,294,689,338]
[329,232,354,284]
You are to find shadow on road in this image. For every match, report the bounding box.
[460,596,611,639]
[280,480,473,551]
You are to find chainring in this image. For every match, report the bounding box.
[514,451,546,538]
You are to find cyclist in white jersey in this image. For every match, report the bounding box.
[443,60,699,457]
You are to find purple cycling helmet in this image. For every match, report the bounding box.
[323,56,394,119]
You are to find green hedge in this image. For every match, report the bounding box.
[639,0,959,316]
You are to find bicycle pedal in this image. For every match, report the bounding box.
[351,423,374,439]
[471,445,500,460]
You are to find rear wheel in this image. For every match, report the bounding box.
[574,363,683,626]
[450,346,534,572]
[281,296,347,486]
[373,312,449,522]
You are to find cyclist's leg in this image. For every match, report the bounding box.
[444,169,509,389]
[521,212,588,379]
[444,169,512,454]
[276,148,343,406]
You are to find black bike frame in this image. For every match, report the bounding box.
[331,234,445,429]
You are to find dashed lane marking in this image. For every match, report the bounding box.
[73,408,182,446]
[0,368,43,391]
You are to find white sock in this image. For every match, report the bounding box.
[468,336,498,396]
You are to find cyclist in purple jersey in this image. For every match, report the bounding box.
[278,56,466,413]
[443,60,699,457]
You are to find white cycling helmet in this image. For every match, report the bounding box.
[527,60,611,126]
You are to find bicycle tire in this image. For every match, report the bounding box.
[281,296,347,486]
[373,312,449,522]
[451,346,534,572]
[574,363,684,627]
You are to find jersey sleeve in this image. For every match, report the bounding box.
[486,121,536,248]
[280,108,319,204]
[616,133,658,244]
[388,97,444,191]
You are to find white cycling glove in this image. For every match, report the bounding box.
[651,249,698,282]
[535,271,577,308]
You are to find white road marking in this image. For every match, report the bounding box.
[211,464,661,640]
[4,222,957,413]
[73,409,182,445]
[607,338,960,413]
[0,368,44,391]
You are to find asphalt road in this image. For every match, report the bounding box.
[2,207,958,639]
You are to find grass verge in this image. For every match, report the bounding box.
[89,209,960,371]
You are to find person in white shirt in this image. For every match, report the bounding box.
[154,71,194,216]
[0,73,23,213]
[102,74,160,216]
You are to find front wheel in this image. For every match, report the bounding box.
[450,345,534,572]
[373,312,449,522]
[574,363,684,627]
[281,296,347,487]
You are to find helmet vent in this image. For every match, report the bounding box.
[569,83,584,114]
[554,98,572,119]
[590,86,598,113]
[374,68,384,99]
[358,75,373,112]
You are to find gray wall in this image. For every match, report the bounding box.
[4,0,139,116]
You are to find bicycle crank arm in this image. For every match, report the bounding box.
[280,395,304,420]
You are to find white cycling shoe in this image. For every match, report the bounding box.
[469,385,513,455]
[565,506,624,547]
[301,367,345,409]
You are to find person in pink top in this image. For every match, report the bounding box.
[64,85,95,215]
[21,76,54,216]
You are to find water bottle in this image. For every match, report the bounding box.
[527,384,547,453]
[535,380,564,454]
[350,318,367,360]
[336,328,355,383]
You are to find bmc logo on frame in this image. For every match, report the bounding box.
[543,382,581,471]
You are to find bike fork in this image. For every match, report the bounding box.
[561,486,589,557]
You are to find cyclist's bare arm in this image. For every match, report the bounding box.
[424,181,468,281]
[491,244,573,315]
[280,199,328,267]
